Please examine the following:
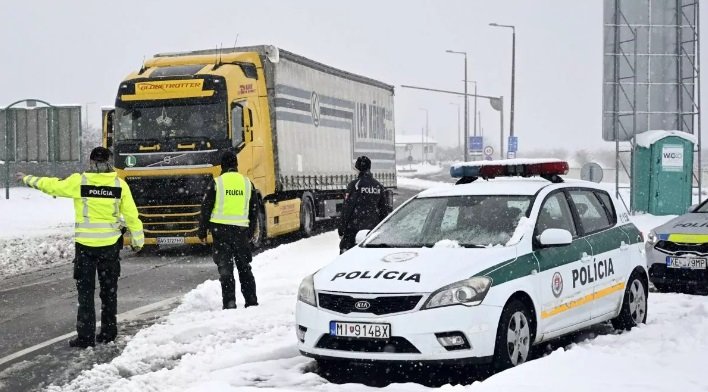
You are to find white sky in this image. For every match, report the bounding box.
[1,0,704,151]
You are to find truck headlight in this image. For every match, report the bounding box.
[422,277,492,310]
[297,274,316,307]
[647,230,658,246]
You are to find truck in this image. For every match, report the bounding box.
[102,45,396,247]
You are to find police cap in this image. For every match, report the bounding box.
[89,147,112,163]
[355,156,371,172]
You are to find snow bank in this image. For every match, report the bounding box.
[397,163,444,177]
[0,187,75,278]
[397,177,453,191]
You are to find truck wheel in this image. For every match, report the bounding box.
[301,196,315,237]
[250,210,265,249]
[611,272,648,331]
[493,299,532,370]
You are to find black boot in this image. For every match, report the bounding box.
[96,331,117,344]
[69,337,95,349]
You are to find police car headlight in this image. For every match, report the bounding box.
[422,277,492,309]
[647,230,658,245]
[297,274,316,307]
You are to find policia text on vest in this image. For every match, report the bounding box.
[199,154,259,310]
[16,148,144,348]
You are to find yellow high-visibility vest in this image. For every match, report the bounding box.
[23,172,144,248]
[210,172,251,227]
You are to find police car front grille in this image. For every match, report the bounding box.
[315,335,420,354]
[655,241,708,255]
[318,293,422,315]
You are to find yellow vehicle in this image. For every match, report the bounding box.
[103,45,396,247]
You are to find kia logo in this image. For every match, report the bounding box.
[354,300,371,311]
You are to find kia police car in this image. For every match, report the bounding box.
[296,159,648,370]
[646,201,708,293]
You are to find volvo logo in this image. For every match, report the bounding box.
[354,300,371,311]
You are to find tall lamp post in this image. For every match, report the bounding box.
[418,108,429,163]
[446,50,469,161]
[449,102,461,151]
[489,23,516,141]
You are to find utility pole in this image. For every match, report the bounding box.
[446,50,469,161]
[490,23,516,139]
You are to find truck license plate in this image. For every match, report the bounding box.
[157,237,185,245]
[329,321,391,339]
[666,256,707,270]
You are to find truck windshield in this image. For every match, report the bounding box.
[114,102,227,142]
[364,195,532,248]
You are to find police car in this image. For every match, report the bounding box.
[646,201,708,293]
[296,159,648,369]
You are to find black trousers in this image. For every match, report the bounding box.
[339,231,358,254]
[211,223,258,308]
[74,240,121,341]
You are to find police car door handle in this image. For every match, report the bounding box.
[620,241,630,251]
[581,252,592,263]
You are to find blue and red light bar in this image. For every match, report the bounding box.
[450,159,569,180]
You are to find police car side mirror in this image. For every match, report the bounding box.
[355,230,370,244]
[538,229,573,247]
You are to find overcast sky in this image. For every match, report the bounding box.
[1,0,704,152]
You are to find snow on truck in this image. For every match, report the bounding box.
[102,45,396,247]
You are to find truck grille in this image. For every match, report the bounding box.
[124,175,212,237]
[655,240,708,256]
[318,293,422,315]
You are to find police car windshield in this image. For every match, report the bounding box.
[365,195,532,248]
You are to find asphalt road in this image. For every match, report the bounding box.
[0,186,420,391]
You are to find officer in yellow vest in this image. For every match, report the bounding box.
[15,147,144,348]
[198,151,259,309]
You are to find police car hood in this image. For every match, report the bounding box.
[653,212,708,236]
[314,246,518,293]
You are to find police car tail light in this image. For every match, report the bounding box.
[435,332,471,350]
[422,277,492,310]
[450,159,569,182]
[297,274,316,307]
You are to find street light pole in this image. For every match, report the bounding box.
[490,23,516,140]
[419,108,429,163]
[446,50,469,161]
[449,102,461,151]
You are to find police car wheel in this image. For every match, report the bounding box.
[611,273,648,331]
[301,197,315,237]
[493,300,532,370]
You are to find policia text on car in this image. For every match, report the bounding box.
[199,151,259,309]
[16,147,144,348]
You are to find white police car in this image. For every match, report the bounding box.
[296,159,647,370]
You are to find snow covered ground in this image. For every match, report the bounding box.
[47,230,708,392]
[4,179,707,391]
[0,187,74,279]
[397,163,444,177]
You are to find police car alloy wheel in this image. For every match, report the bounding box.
[295,160,648,369]
[611,272,648,331]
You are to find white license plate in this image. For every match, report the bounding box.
[156,237,185,245]
[666,256,707,270]
[329,321,391,339]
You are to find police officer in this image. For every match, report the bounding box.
[16,147,143,348]
[198,151,259,309]
[339,156,391,253]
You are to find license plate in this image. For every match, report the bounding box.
[666,256,707,270]
[329,321,391,339]
[157,237,185,245]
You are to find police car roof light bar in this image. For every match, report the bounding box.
[450,159,569,184]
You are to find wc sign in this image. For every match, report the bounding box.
[661,144,684,172]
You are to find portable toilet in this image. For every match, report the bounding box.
[631,130,696,215]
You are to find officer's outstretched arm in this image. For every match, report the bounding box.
[119,182,144,249]
[22,173,81,198]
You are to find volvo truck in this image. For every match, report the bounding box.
[103,45,396,247]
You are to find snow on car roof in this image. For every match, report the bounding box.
[417,177,553,198]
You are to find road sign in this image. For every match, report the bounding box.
[508,136,518,153]
[580,162,604,183]
[483,145,494,157]
[469,136,484,152]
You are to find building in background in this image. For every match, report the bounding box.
[395,134,438,164]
